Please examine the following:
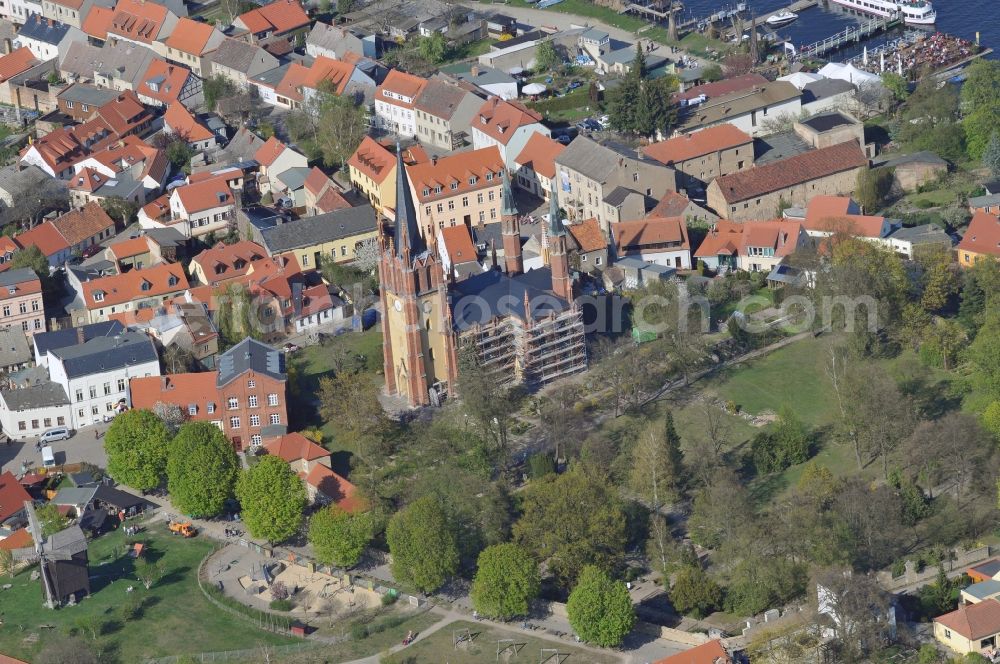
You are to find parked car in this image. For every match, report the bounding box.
[40,427,71,444]
[555,134,572,145]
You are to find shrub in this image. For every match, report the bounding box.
[915,199,936,209]
[381,592,399,606]
[270,581,289,601]
[350,623,369,640]
[528,452,556,479]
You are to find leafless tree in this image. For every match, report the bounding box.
[813,568,891,661]
[352,237,380,273]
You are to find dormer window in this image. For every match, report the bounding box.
[450,182,458,190]
[422,188,430,196]
[434,186,442,194]
[6,286,14,295]
[168,275,178,287]
[93,291,105,302]
[486,173,493,181]
[234,259,245,270]
[469,176,477,185]
[140,280,151,291]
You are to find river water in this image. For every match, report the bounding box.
[675,0,998,61]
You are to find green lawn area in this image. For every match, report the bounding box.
[192,2,229,24]
[301,610,440,661]
[707,335,838,428]
[528,87,601,122]
[0,522,294,662]
[506,0,647,32]
[381,620,619,664]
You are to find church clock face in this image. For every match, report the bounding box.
[394,299,403,312]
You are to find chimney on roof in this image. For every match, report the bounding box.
[471,65,480,77]
[76,326,85,344]
[431,155,438,166]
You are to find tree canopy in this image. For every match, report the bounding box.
[235,455,307,544]
[308,505,375,568]
[166,422,239,518]
[386,495,460,593]
[566,566,635,647]
[470,543,541,619]
[104,409,171,491]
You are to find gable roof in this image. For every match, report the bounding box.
[376,69,426,108]
[254,136,292,167]
[675,73,768,102]
[473,96,544,146]
[0,48,38,83]
[18,13,75,45]
[555,136,653,183]
[237,0,309,35]
[306,22,363,54]
[60,41,159,89]
[645,124,752,165]
[79,262,188,308]
[209,36,276,72]
[259,205,377,254]
[958,210,1000,257]
[82,5,115,40]
[164,102,213,143]
[712,141,868,203]
[173,175,234,213]
[164,17,218,55]
[107,0,171,44]
[568,218,606,253]
[305,464,365,511]
[439,224,478,264]
[34,320,124,356]
[52,202,116,246]
[681,81,801,131]
[304,167,331,197]
[0,470,31,523]
[804,195,887,238]
[406,146,504,204]
[695,219,802,259]
[648,191,696,218]
[16,221,70,257]
[216,337,285,387]
[191,240,267,284]
[935,598,1000,640]
[653,640,730,664]
[273,57,357,102]
[347,136,395,184]
[613,216,690,252]
[138,60,191,105]
[50,331,158,378]
[264,432,329,463]
[515,132,564,179]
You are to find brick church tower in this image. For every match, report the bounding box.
[378,147,459,407]
[545,178,574,302]
[500,169,523,274]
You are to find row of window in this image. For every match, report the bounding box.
[226,413,281,429]
[75,379,127,401]
[18,415,65,431]
[226,394,280,409]
[20,319,42,331]
[1,300,40,316]
[420,173,496,197]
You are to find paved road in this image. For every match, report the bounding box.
[0,420,111,475]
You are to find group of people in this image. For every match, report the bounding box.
[855,32,979,78]
[224,527,243,538]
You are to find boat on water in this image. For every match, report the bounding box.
[766,10,798,27]
[829,0,936,25]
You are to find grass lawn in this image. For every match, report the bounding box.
[506,0,647,32]
[528,87,601,122]
[707,335,838,428]
[381,620,619,664]
[0,522,294,662]
[301,610,440,661]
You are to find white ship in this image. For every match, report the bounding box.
[829,0,936,25]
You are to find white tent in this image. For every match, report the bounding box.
[522,82,547,95]
[778,71,823,90]
[817,62,881,86]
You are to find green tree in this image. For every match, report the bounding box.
[35,502,69,537]
[701,63,723,82]
[629,411,685,508]
[751,406,810,474]
[967,310,1000,401]
[961,59,1000,159]
[418,32,448,64]
[0,548,14,578]
[165,139,195,174]
[566,566,635,647]
[897,78,965,161]
[983,132,1000,179]
[470,543,541,619]
[881,71,909,102]
[534,40,560,71]
[670,565,722,618]
[308,505,375,568]
[855,167,893,212]
[11,245,50,280]
[318,370,392,464]
[166,422,239,518]
[235,456,306,544]
[983,401,1000,440]
[104,409,171,491]
[336,0,354,13]
[386,495,459,593]
[513,465,627,587]
[286,86,367,167]
[100,196,139,226]
[203,75,237,111]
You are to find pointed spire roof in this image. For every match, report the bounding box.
[548,176,564,237]
[393,142,425,259]
[501,169,517,218]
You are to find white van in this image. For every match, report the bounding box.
[39,427,70,444]
[41,445,55,468]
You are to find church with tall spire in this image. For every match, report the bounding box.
[378,149,587,408]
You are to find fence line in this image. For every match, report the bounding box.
[143,641,321,664]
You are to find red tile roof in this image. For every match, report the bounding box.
[304,167,331,197]
[108,0,170,44]
[173,175,234,214]
[406,147,504,204]
[712,142,868,204]
[0,471,31,523]
[613,216,690,253]
[52,202,115,247]
[347,136,394,184]
[237,0,309,35]
[164,102,213,143]
[0,236,21,273]
[439,224,478,264]
[376,69,426,109]
[254,136,289,167]
[130,372,218,416]
[82,5,115,40]
[648,191,695,218]
[935,598,1000,640]
[191,240,267,285]
[94,91,151,137]
[959,211,1000,258]
[515,131,565,179]
[644,124,752,165]
[138,60,192,105]
[0,527,32,552]
[264,432,328,463]
[315,187,351,214]
[474,96,544,146]
[675,73,768,102]
[80,262,188,309]
[653,640,730,664]
[695,219,802,259]
[568,218,605,253]
[305,465,365,512]
[0,269,41,297]
[804,195,887,238]
[109,236,153,259]
[0,48,38,83]
[164,17,218,55]
[16,221,69,257]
